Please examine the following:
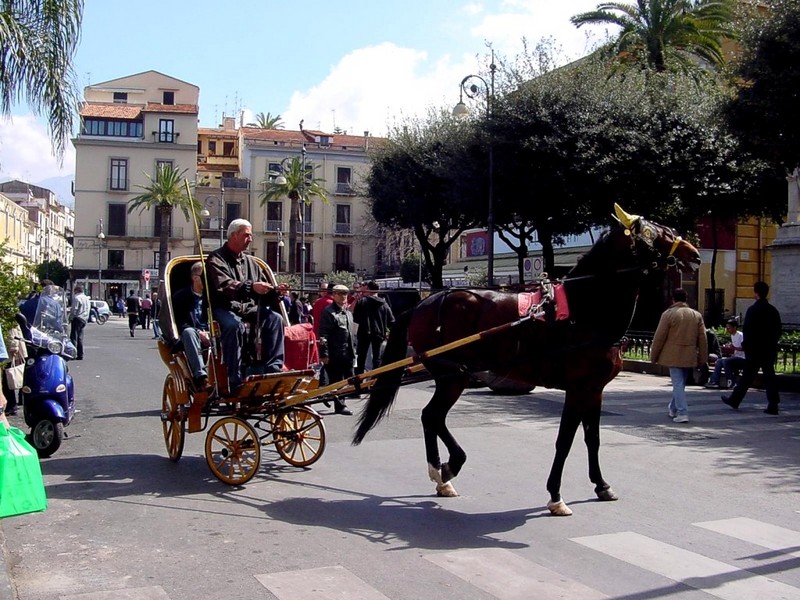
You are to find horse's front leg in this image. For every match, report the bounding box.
[546,397,582,516]
[422,375,467,497]
[582,392,618,502]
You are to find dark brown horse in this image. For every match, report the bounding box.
[353,205,701,516]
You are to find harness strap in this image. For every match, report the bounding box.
[668,236,682,257]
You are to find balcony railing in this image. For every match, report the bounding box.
[221,177,249,189]
[118,226,184,238]
[263,220,283,232]
[291,221,314,234]
[335,182,355,195]
[334,222,352,235]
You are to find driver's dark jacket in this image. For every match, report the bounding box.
[206,243,278,315]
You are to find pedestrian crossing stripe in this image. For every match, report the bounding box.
[696,517,800,558]
[571,530,800,599]
[255,565,390,600]
[425,547,607,599]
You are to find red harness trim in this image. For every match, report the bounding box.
[518,284,570,320]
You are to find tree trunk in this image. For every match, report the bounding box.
[157,205,171,288]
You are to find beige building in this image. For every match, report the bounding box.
[71,70,199,300]
[0,180,74,273]
[0,192,31,276]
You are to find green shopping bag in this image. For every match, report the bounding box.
[0,425,47,518]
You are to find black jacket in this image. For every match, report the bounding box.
[352,295,395,340]
[172,287,209,333]
[742,298,782,359]
[206,243,278,315]
[318,302,356,362]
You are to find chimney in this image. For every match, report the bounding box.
[223,116,235,131]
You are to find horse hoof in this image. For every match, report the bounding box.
[428,464,443,485]
[596,488,618,502]
[547,499,573,516]
[437,481,459,497]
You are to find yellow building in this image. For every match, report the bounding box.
[0,192,31,276]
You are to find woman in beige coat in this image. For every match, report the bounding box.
[650,288,707,423]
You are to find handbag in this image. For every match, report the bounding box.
[0,426,47,518]
[4,358,24,391]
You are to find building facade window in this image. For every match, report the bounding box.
[335,204,351,234]
[153,211,172,238]
[158,119,175,143]
[155,159,174,173]
[107,203,127,236]
[108,249,124,269]
[336,167,353,194]
[113,92,128,103]
[223,141,234,156]
[334,243,351,272]
[266,202,282,231]
[208,140,217,155]
[162,91,175,105]
[225,203,241,229]
[267,162,281,182]
[109,158,128,191]
[83,118,143,138]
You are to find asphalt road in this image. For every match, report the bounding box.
[2,316,800,600]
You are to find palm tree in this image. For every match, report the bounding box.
[128,164,199,285]
[247,112,284,129]
[260,156,328,274]
[571,0,735,75]
[0,0,83,158]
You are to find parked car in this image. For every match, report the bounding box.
[89,300,110,324]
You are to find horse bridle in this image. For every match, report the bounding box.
[626,218,682,270]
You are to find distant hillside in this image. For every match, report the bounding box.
[37,175,74,208]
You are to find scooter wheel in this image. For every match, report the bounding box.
[28,419,64,458]
[96,314,108,325]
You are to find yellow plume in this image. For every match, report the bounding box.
[614,203,639,229]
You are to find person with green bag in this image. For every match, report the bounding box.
[0,424,48,518]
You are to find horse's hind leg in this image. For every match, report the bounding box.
[582,394,617,502]
[422,374,468,497]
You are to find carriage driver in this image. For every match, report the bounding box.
[206,219,285,394]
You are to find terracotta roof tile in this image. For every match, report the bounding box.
[241,127,383,150]
[79,103,142,119]
[198,127,237,137]
[143,102,198,114]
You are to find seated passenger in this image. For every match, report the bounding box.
[706,319,745,389]
[206,219,285,393]
[172,262,210,390]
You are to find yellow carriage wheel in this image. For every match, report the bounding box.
[205,417,261,485]
[161,375,185,462]
[274,407,326,467]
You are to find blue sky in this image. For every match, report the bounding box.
[0,0,608,197]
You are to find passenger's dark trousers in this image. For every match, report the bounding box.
[325,359,354,409]
[356,335,384,375]
[141,308,151,329]
[214,307,285,389]
[70,317,86,359]
[727,353,780,406]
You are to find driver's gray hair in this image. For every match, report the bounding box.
[227,218,252,239]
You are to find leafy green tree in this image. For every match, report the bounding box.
[247,112,284,129]
[399,253,429,285]
[260,156,329,274]
[0,0,83,158]
[571,0,736,76]
[35,259,69,287]
[128,164,198,285]
[726,0,800,172]
[0,243,32,337]
[326,270,358,289]
[367,110,486,288]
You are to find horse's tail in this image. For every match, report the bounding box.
[352,308,412,445]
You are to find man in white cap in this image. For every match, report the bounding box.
[318,284,356,415]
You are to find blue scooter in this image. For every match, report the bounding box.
[16,285,77,457]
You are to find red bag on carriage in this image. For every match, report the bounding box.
[284,323,319,370]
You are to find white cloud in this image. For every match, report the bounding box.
[281,42,476,137]
[0,115,75,184]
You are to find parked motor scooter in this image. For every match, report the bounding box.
[16,284,77,457]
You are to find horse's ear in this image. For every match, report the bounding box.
[613,203,640,229]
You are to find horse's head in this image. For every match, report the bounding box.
[613,204,700,273]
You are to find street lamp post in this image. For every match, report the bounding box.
[277,229,284,276]
[454,50,496,287]
[97,218,105,300]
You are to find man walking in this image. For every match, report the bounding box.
[126,290,140,338]
[650,288,707,423]
[353,280,394,374]
[151,291,162,339]
[722,281,782,415]
[69,285,91,360]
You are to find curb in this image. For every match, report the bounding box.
[623,359,800,392]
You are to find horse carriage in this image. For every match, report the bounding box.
[155,255,429,486]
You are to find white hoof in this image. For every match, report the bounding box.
[436,481,459,497]
[428,464,444,485]
[547,499,573,516]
